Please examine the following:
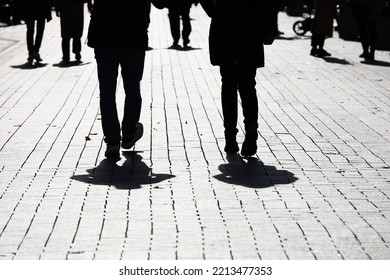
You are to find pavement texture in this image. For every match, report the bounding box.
[0,7,390,260]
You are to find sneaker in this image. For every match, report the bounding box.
[105,143,120,158]
[241,131,258,157]
[122,123,143,149]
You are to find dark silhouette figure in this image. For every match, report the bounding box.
[350,0,382,60]
[310,0,337,57]
[55,0,93,63]
[87,0,167,159]
[19,0,52,63]
[200,0,277,157]
[272,0,286,36]
[167,0,194,49]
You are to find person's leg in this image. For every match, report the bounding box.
[310,34,319,56]
[95,48,121,146]
[368,20,377,60]
[73,37,82,61]
[357,20,369,57]
[237,64,258,157]
[120,48,145,147]
[61,37,70,61]
[25,19,35,62]
[34,17,46,60]
[168,9,180,47]
[220,63,239,153]
[181,6,192,47]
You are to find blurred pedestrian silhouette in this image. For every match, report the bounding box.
[272,0,286,36]
[310,0,337,57]
[200,0,277,157]
[167,0,196,49]
[350,0,382,60]
[19,0,52,63]
[55,0,93,64]
[87,0,166,159]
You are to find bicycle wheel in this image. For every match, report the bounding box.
[293,21,307,36]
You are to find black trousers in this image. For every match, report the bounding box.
[168,5,191,45]
[95,47,145,144]
[62,37,82,60]
[220,63,258,135]
[357,20,377,53]
[311,34,325,48]
[25,17,46,54]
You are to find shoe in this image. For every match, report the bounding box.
[224,130,239,153]
[27,54,34,63]
[310,48,318,57]
[169,43,181,49]
[105,143,120,158]
[122,123,143,149]
[316,48,331,57]
[359,51,369,58]
[75,53,82,62]
[33,52,42,62]
[241,131,258,157]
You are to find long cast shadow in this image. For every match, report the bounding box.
[11,62,47,69]
[214,154,298,188]
[71,151,175,190]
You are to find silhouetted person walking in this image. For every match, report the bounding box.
[87,0,166,159]
[310,0,337,57]
[200,0,276,157]
[167,0,193,49]
[20,0,52,63]
[350,0,381,60]
[55,0,93,63]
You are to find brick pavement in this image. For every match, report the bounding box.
[0,7,390,260]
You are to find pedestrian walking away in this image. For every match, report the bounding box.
[310,0,337,57]
[55,0,93,63]
[19,0,52,64]
[350,0,382,60]
[166,0,196,49]
[87,0,167,159]
[199,0,277,157]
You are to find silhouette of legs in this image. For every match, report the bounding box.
[310,34,331,57]
[62,37,82,62]
[168,5,192,48]
[168,10,181,47]
[25,18,45,62]
[357,20,377,60]
[95,47,145,147]
[220,63,258,155]
[181,6,191,47]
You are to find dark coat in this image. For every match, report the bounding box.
[312,0,337,37]
[350,0,382,21]
[55,0,88,38]
[19,0,52,21]
[87,0,167,49]
[200,0,276,68]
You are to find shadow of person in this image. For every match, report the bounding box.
[53,61,91,68]
[71,151,175,190]
[213,154,298,189]
[361,59,390,67]
[322,57,351,65]
[11,62,48,69]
